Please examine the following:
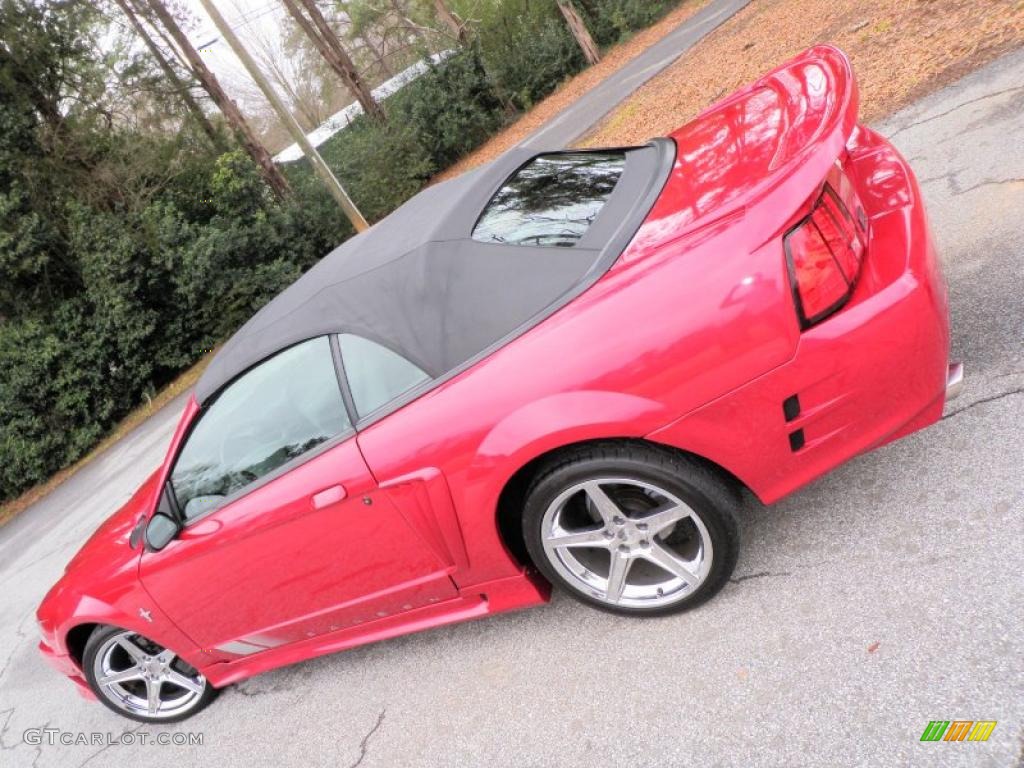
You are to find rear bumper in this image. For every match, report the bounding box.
[650,126,951,504]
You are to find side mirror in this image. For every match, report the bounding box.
[144,513,181,551]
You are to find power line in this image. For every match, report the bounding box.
[226,1,279,29]
[192,1,280,47]
[191,1,281,54]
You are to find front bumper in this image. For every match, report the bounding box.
[38,640,95,700]
[650,125,952,504]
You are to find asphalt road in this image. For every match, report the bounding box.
[1,48,1022,768]
[517,0,751,151]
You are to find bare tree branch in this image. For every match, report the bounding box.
[142,0,290,196]
[282,0,385,121]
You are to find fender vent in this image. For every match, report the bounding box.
[782,394,801,422]
[788,429,806,452]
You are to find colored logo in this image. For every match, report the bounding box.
[920,721,997,742]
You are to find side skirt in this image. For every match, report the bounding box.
[199,570,550,688]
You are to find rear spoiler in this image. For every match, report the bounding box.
[661,45,860,239]
[696,44,858,171]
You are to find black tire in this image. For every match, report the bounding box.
[522,441,740,617]
[83,625,218,723]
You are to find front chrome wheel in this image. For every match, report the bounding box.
[541,478,714,609]
[89,630,209,720]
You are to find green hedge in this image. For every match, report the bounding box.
[0,143,347,500]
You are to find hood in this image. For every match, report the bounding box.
[62,468,160,577]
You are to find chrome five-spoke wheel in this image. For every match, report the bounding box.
[542,478,712,608]
[523,443,739,616]
[84,627,215,722]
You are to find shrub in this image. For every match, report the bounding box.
[477,8,585,109]
[316,117,434,223]
[388,48,506,170]
[576,0,676,45]
[295,48,507,223]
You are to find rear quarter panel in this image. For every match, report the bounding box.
[357,187,799,586]
[360,45,864,587]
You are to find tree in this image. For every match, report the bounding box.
[241,12,325,132]
[556,0,599,65]
[349,25,392,79]
[197,0,367,229]
[111,0,224,148]
[281,0,385,121]
[432,0,465,44]
[142,0,290,197]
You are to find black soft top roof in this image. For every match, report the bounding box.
[195,140,674,404]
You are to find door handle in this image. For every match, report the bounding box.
[311,484,347,509]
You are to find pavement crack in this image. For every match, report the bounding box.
[232,679,301,697]
[942,387,1024,420]
[0,611,34,685]
[0,707,18,753]
[952,177,1024,196]
[27,721,47,768]
[347,709,386,768]
[730,571,791,583]
[917,167,967,191]
[887,85,1024,137]
[233,685,274,697]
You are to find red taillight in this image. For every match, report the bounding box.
[784,183,865,328]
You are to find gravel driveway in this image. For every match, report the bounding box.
[0,48,1022,768]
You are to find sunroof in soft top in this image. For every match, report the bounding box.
[472,152,626,248]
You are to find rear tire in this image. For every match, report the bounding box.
[522,442,739,616]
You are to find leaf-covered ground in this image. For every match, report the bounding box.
[443,0,1024,174]
[582,0,1024,146]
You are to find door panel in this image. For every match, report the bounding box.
[140,437,457,655]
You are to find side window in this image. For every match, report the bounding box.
[338,334,430,418]
[172,337,351,520]
[472,151,626,248]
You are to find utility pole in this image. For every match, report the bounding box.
[144,0,290,198]
[195,0,368,231]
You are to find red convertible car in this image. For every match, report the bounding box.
[37,45,959,722]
